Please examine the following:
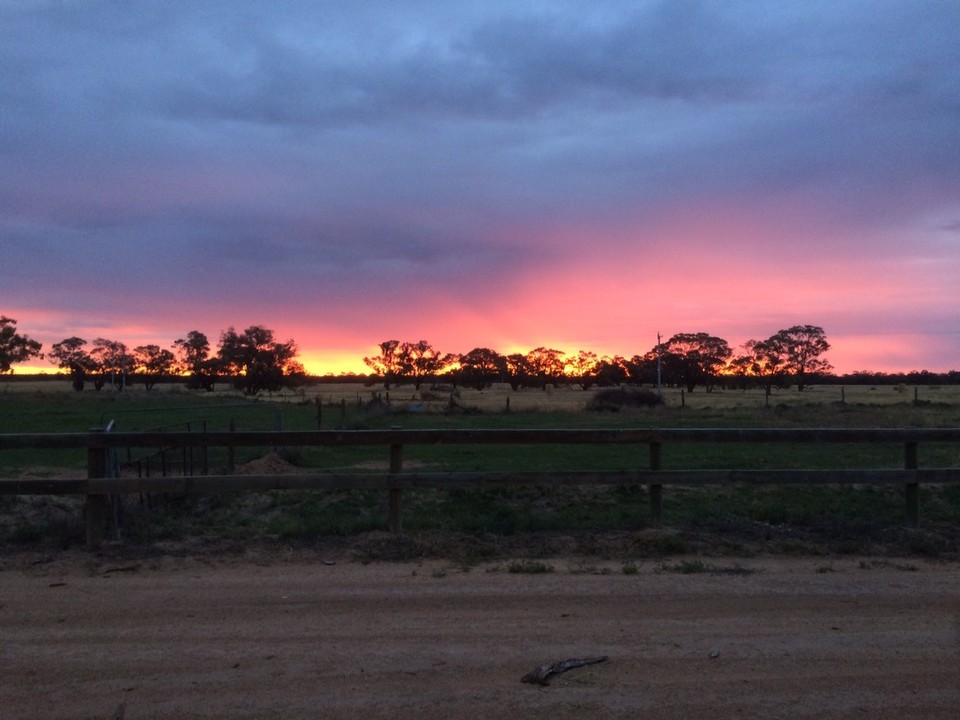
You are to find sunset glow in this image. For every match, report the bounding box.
[3,3,958,378]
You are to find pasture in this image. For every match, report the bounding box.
[1,380,959,558]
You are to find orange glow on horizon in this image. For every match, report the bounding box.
[10,336,954,379]
[5,324,957,379]
[296,351,367,376]
[8,364,61,376]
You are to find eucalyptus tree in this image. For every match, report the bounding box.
[363,340,402,388]
[660,332,732,392]
[0,316,42,374]
[770,325,832,391]
[504,353,533,391]
[90,338,132,390]
[217,325,301,395]
[524,347,568,389]
[397,340,451,390]
[569,350,600,389]
[623,354,656,386]
[732,325,832,395]
[132,344,176,390]
[48,336,94,391]
[593,356,630,386]
[730,338,790,399]
[174,330,216,390]
[455,347,506,390]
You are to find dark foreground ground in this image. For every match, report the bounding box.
[2,550,958,720]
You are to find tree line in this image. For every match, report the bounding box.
[0,318,302,394]
[3,315,957,395]
[362,327,832,397]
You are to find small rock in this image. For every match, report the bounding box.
[709,648,720,659]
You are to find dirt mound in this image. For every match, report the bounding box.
[234,451,306,475]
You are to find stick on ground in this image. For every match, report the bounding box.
[521,656,608,686]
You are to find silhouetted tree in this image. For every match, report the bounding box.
[623,354,655,385]
[217,325,300,395]
[132,344,176,390]
[504,353,532,391]
[569,350,600,389]
[0,316,42,375]
[594,356,629,386]
[90,338,132,391]
[525,347,567,389]
[660,332,732,392]
[48,336,94,391]
[174,330,216,390]
[397,340,451,390]
[770,325,832,391]
[455,347,506,390]
[364,340,402,388]
[730,338,789,398]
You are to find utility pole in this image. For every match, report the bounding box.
[656,332,662,396]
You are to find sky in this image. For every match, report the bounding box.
[3,1,959,376]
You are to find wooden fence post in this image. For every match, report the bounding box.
[905,441,919,527]
[86,438,107,550]
[649,441,663,528]
[201,419,209,475]
[389,443,404,533]
[227,418,236,474]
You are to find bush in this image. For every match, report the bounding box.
[587,387,663,411]
[507,560,554,574]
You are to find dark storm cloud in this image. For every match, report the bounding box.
[3,1,959,370]
[5,1,958,226]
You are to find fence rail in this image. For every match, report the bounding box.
[2,428,959,548]
[4,427,960,449]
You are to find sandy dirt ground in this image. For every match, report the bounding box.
[2,552,959,720]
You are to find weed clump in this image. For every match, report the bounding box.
[586,388,663,411]
[507,559,554,574]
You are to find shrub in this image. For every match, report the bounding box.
[586,387,663,411]
[507,559,554,574]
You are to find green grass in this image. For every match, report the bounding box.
[2,385,959,555]
[0,389,292,472]
[267,490,388,538]
[4,386,959,474]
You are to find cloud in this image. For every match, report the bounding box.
[2,1,959,373]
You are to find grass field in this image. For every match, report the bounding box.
[1,380,959,558]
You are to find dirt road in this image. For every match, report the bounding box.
[2,553,958,719]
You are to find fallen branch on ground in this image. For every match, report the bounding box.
[520,655,608,686]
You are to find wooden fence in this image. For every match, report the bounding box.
[2,428,959,548]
